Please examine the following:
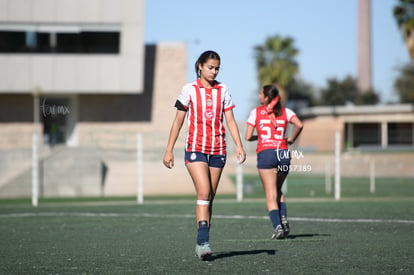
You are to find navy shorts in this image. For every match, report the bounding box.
[257,149,291,175]
[185,151,226,168]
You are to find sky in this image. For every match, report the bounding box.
[144,0,409,121]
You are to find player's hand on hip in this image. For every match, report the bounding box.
[163,152,174,169]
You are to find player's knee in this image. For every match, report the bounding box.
[197,191,210,201]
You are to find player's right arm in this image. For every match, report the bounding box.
[163,109,186,169]
[164,85,191,169]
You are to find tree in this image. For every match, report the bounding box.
[394,63,414,103]
[319,75,379,105]
[254,35,299,104]
[393,0,414,60]
[286,78,317,108]
[319,76,359,105]
[354,88,380,105]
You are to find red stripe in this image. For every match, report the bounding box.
[215,87,225,154]
[224,105,235,112]
[205,88,213,151]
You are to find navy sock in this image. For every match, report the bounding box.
[196,220,209,245]
[280,202,287,218]
[269,209,281,229]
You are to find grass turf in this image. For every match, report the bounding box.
[1,198,413,274]
[234,174,414,199]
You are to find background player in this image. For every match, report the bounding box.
[163,50,246,260]
[245,84,303,239]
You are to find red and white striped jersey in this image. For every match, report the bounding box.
[247,106,297,153]
[177,79,235,155]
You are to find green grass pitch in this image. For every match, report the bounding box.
[0,176,413,274]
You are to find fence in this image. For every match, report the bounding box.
[0,130,413,206]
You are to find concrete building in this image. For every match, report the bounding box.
[0,0,145,148]
[0,0,211,198]
[299,104,414,151]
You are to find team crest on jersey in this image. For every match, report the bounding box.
[206,99,213,107]
[204,111,214,120]
[260,110,267,115]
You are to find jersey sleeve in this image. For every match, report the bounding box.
[222,84,235,111]
[176,83,192,109]
[246,108,257,127]
[285,107,297,122]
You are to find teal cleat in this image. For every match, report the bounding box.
[195,243,212,260]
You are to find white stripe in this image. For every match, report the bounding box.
[191,89,197,152]
[218,89,224,155]
[1,212,413,224]
[216,99,222,155]
[201,88,206,153]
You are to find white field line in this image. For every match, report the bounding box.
[0,212,413,224]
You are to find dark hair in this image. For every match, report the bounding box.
[263,84,282,115]
[195,50,221,78]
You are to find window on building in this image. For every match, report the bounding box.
[0,24,120,54]
[0,31,26,52]
[388,123,413,145]
[55,31,119,53]
[353,123,381,147]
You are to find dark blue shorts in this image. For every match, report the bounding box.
[257,149,291,174]
[185,151,226,168]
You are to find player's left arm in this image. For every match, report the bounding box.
[286,116,303,145]
[225,109,246,164]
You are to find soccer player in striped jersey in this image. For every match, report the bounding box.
[245,85,303,239]
[163,50,246,260]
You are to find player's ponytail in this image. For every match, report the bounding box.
[263,85,282,116]
[195,50,221,78]
[263,85,282,129]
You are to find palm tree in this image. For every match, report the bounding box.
[254,35,299,104]
[393,0,414,60]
